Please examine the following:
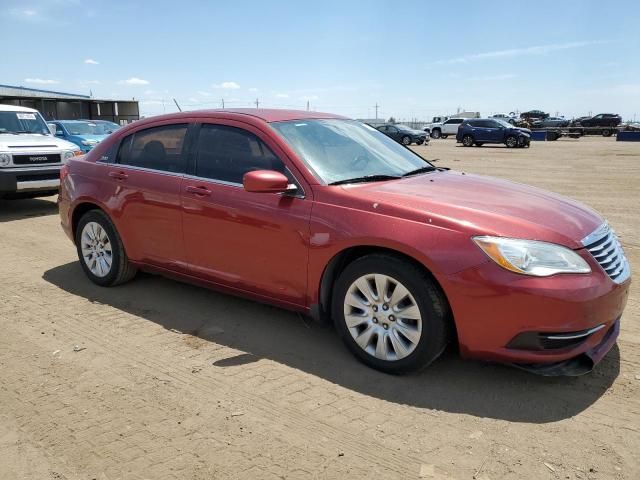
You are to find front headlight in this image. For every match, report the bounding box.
[62,150,77,163]
[473,236,591,276]
[0,153,10,167]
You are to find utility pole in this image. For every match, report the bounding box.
[255,98,260,108]
[306,100,310,111]
[221,98,225,109]
[374,103,379,120]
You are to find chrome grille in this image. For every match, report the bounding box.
[582,223,630,284]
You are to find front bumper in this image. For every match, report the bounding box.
[0,166,61,195]
[440,251,630,368]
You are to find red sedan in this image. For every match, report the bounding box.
[58,109,631,375]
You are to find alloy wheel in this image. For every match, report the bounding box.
[80,221,113,277]
[343,273,422,361]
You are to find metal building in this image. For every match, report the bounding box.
[0,84,139,124]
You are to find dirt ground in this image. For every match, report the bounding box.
[0,136,638,480]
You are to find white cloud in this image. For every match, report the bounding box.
[275,93,289,98]
[468,74,517,81]
[434,40,607,65]
[213,81,240,89]
[197,90,212,97]
[118,77,150,85]
[23,9,37,16]
[84,59,99,65]
[248,87,258,92]
[25,78,59,85]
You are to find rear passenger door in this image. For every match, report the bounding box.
[100,123,191,271]
[180,121,312,307]
[443,119,463,135]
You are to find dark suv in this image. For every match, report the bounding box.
[573,114,622,128]
[376,124,428,145]
[456,119,531,148]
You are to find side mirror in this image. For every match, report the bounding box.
[47,124,57,136]
[243,170,291,194]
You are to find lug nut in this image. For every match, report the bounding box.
[372,317,378,323]
[372,305,378,312]
[389,315,395,321]
[382,304,389,311]
[383,323,389,329]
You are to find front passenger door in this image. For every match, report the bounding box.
[181,122,312,306]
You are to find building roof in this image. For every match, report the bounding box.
[0,83,92,100]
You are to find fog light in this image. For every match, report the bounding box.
[0,153,10,167]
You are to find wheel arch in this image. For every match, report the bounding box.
[315,245,457,340]
[71,201,115,242]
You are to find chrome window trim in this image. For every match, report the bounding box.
[101,162,185,179]
[183,172,306,199]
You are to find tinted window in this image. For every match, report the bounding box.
[195,125,285,184]
[118,124,188,173]
[467,120,480,127]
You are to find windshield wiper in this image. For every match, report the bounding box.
[401,165,437,177]
[329,174,401,186]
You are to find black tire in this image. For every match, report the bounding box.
[602,129,612,137]
[75,209,137,287]
[505,135,518,148]
[462,134,474,147]
[475,142,484,147]
[416,140,424,145]
[441,134,448,139]
[431,129,441,139]
[401,135,411,146]
[332,254,450,374]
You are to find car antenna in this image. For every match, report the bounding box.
[173,98,182,112]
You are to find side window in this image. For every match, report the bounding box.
[388,126,398,133]
[55,124,65,135]
[195,124,285,184]
[118,124,188,173]
[446,119,463,125]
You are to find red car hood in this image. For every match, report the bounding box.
[342,171,603,249]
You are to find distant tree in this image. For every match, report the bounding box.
[388,116,396,124]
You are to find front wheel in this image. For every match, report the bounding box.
[505,135,518,148]
[75,209,137,287]
[602,129,612,137]
[416,140,424,145]
[401,135,411,145]
[332,254,450,373]
[441,134,449,139]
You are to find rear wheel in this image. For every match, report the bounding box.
[602,128,612,137]
[505,135,518,148]
[332,254,450,373]
[431,129,441,139]
[75,209,137,287]
[462,135,474,147]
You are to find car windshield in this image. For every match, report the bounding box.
[94,122,120,134]
[61,121,101,135]
[494,119,513,128]
[271,119,432,184]
[0,110,50,135]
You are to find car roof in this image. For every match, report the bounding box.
[0,104,38,113]
[137,108,347,125]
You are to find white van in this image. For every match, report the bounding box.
[0,105,80,198]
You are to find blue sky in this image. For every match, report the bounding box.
[2,0,639,121]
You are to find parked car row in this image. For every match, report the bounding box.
[48,119,121,153]
[376,124,429,145]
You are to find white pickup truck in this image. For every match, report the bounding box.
[0,105,81,198]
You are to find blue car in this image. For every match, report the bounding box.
[47,120,109,153]
[456,118,531,148]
